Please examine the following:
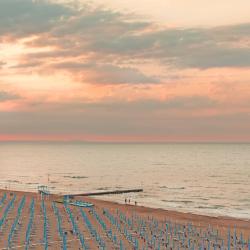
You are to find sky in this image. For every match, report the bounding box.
[0,0,250,142]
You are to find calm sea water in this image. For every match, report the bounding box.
[0,142,250,219]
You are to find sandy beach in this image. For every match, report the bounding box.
[0,189,250,249]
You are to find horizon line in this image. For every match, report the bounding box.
[0,140,250,144]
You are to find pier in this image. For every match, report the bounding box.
[66,188,143,197]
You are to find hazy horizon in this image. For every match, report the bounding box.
[1,140,250,144]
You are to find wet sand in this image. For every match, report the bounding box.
[0,189,250,249]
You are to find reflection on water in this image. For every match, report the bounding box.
[0,142,250,218]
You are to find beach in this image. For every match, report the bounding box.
[0,189,250,249]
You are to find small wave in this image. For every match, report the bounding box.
[63,175,88,179]
[239,198,250,202]
[159,186,185,190]
[196,204,224,210]
[208,175,223,178]
[55,172,74,175]
[7,180,21,183]
[191,196,209,201]
[162,199,193,204]
[96,187,110,191]
[152,162,168,166]
[222,182,242,185]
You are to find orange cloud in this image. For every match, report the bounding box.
[0,0,250,141]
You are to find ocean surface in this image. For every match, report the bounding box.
[0,142,250,219]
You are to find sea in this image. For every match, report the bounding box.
[0,142,250,219]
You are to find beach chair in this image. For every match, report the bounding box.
[52,202,68,250]
[7,196,26,248]
[25,198,35,250]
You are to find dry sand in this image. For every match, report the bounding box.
[0,189,250,249]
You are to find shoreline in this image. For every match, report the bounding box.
[93,195,250,221]
[84,197,250,230]
[2,188,250,229]
[2,185,250,222]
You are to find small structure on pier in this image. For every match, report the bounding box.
[38,185,50,199]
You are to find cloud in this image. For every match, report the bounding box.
[172,46,250,69]
[0,98,248,140]
[87,24,250,68]
[89,22,250,68]
[52,62,159,84]
[160,96,218,109]
[81,96,217,111]
[0,61,5,69]
[0,91,21,102]
[26,22,250,71]
[3,0,248,79]
[11,60,43,69]
[0,0,73,39]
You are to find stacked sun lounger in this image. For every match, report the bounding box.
[64,202,89,249]
[25,198,35,250]
[52,202,67,250]
[0,193,7,207]
[101,208,250,250]
[103,208,139,249]
[90,207,126,249]
[80,208,106,249]
[41,198,49,250]
[8,196,26,248]
[0,194,16,231]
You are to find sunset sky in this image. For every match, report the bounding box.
[0,0,250,142]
